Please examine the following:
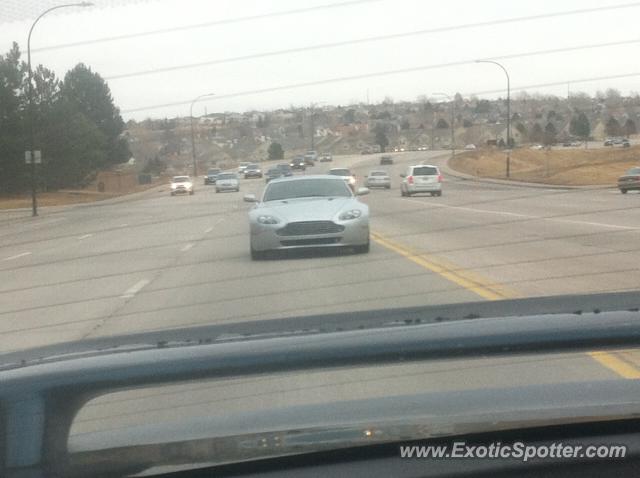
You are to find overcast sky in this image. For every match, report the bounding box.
[2,0,639,120]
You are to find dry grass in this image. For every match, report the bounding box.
[0,180,165,210]
[450,146,640,186]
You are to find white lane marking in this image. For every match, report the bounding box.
[204,226,214,233]
[397,198,640,231]
[2,252,32,262]
[180,243,194,252]
[121,279,150,299]
[77,234,93,240]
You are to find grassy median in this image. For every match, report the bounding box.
[449,146,640,186]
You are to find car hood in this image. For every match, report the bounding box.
[255,197,361,222]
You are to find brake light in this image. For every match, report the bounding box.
[438,174,443,182]
[407,175,414,184]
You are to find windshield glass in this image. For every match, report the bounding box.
[263,178,352,201]
[3,1,640,475]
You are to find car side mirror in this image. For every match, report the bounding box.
[356,187,370,196]
[400,174,406,178]
[243,194,257,203]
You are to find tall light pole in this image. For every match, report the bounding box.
[476,59,511,178]
[27,2,93,217]
[433,92,455,157]
[190,93,215,177]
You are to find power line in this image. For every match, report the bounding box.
[105,2,640,81]
[31,0,386,53]
[121,38,640,113]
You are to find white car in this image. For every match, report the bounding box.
[238,162,251,174]
[365,170,391,189]
[464,144,477,150]
[170,176,194,196]
[215,172,240,193]
[244,175,370,260]
[400,165,442,197]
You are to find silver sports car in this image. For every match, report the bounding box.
[244,175,370,260]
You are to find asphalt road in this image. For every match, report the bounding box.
[3,150,640,353]
[3,150,640,460]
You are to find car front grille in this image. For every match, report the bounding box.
[277,221,345,236]
[280,237,341,246]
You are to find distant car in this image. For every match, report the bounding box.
[290,158,306,171]
[380,155,393,165]
[400,165,442,197]
[329,168,356,191]
[530,144,544,150]
[170,176,194,196]
[464,144,477,150]
[215,172,240,193]
[204,168,221,185]
[417,146,429,151]
[604,139,614,147]
[623,139,631,148]
[244,164,263,179]
[244,175,370,260]
[319,153,333,162]
[365,170,391,189]
[304,150,318,165]
[618,166,640,194]
[562,141,572,147]
[238,162,251,173]
[265,168,284,183]
[276,164,293,176]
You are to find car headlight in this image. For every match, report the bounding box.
[171,184,177,189]
[257,215,280,224]
[348,177,356,185]
[339,209,362,220]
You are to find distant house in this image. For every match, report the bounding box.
[334,122,369,136]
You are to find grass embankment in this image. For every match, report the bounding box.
[0,179,166,210]
[450,146,640,186]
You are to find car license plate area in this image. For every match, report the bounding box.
[280,237,342,246]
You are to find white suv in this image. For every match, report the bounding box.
[400,165,442,197]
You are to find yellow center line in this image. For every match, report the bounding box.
[371,230,640,380]
[370,231,518,301]
[588,351,640,379]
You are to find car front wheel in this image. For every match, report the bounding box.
[621,189,628,194]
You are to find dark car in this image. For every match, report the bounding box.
[204,168,221,185]
[244,164,263,179]
[618,166,640,194]
[290,157,306,171]
[380,155,393,165]
[623,140,631,148]
[276,164,293,176]
[604,139,614,146]
[265,168,284,183]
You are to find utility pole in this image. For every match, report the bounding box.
[189,93,215,177]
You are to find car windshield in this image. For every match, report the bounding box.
[329,169,351,176]
[4,2,640,476]
[263,178,352,201]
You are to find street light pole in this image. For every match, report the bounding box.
[190,93,215,177]
[476,60,511,178]
[27,2,93,217]
[433,92,455,157]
